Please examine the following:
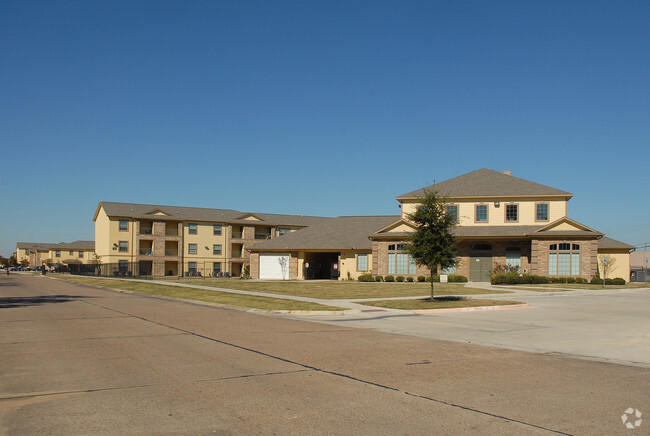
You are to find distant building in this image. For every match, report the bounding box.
[16,241,95,268]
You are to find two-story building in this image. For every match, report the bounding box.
[93,202,331,278]
[249,169,632,281]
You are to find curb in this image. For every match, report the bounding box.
[414,303,530,314]
[247,308,354,316]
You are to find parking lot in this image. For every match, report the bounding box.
[288,285,650,367]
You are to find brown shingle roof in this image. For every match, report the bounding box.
[249,216,401,251]
[96,202,331,227]
[397,168,572,200]
[598,236,634,250]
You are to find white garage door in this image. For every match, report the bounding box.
[259,254,290,280]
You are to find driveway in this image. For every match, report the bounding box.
[285,285,650,367]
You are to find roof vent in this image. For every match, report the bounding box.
[502,170,511,176]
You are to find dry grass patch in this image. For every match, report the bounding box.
[57,276,344,311]
[363,296,524,310]
[504,283,647,291]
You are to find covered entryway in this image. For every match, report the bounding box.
[259,254,290,280]
[304,252,340,280]
[469,243,493,282]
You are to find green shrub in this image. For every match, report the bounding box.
[384,275,395,282]
[610,278,626,285]
[375,276,383,282]
[358,273,374,282]
[566,277,576,284]
[417,276,426,282]
[396,275,405,282]
[590,276,603,285]
[425,275,440,283]
[406,277,414,282]
[530,275,550,284]
[551,277,567,284]
[491,273,551,285]
[448,274,468,283]
[575,277,586,284]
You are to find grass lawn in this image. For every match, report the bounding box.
[502,283,648,291]
[57,276,345,311]
[175,279,511,299]
[362,297,524,310]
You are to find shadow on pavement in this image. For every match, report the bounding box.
[0,295,92,309]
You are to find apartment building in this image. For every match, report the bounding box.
[93,202,330,278]
[16,241,96,268]
[250,169,633,281]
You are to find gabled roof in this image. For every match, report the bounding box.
[248,216,400,251]
[94,202,331,227]
[397,168,572,200]
[51,240,95,250]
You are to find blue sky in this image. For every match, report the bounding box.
[1,0,648,257]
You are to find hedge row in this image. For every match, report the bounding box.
[357,273,467,283]
[491,272,626,285]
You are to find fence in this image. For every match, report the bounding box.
[69,261,235,279]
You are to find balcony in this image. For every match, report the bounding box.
[140,227,153,235]
[232,231,243,239]
[255,233,271,240]
[139,249,153,256]
[231,250,243,258]
[165,249,178,256]
[165,228,178,236]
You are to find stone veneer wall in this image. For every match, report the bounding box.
[531,238,598,280]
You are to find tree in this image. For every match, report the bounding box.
[406,190,458,300]
[598,254,617,284]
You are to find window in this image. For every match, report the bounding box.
[118,241,128,252]
[188,223,197,235]
[475,204,488,222]
[69,250,74,255]
[78,251,84,258]
[548,243,580,276]
[213,244,222,255]
[387,245,416,275]
[536,203,549,221]
[188,243,197,254]
[441,264,456,275]
[505,247,521,271]
[119,220,128,231]
[278,228,292,236]
[505,204,518,222]
[446,205,458,222]
[357,254,368,271]
[55,250,61,257]
[188,262,197,274]
[213,262,221,276]
[213,224,222,235]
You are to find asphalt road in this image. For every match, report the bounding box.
[1,274,648,435]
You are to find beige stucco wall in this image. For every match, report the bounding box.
[182,222,228,268]
[401,198,568,226]
[94,207,135,264]
[338,250,372,280]
[597,251,630,280]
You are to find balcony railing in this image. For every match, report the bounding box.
[231,231,243,239]
[231,250,243,258]
[140,228,153,235]
[165,228,178,236]
[255,233,271,240]
[165,249,178,256]
[139,249,153,255]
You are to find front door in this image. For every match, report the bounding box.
[470,255,492,282]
